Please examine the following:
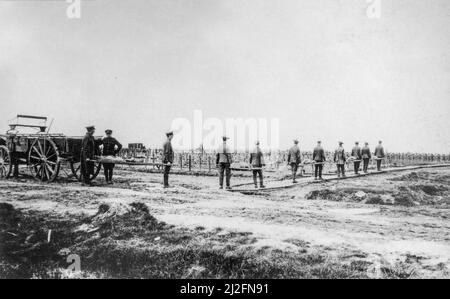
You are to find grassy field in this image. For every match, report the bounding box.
[1,167,449,279]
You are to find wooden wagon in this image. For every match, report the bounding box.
[0,115,102,182]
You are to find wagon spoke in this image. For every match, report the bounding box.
[46,141,53,156]
[40,165,45,178]
[43,165,50,181]
[37,165,42,178]
[46,160,57,166]
[37,140,44,156]
[45,163,55,175]
[46,163,52,178]
[30,162,40,168]
[47,152,57,160]
[35,165,42,178]
[32,146,44,159]
[40,166,45,180]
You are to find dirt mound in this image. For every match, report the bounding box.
[391,171,450,185]
[306,189,341,201]
[179,183,202,190]
[306,188,387,203]
[391,172,431,181]
[306,184,449,207]
[408,184,448,196]
[435,174,450,184]
[0,203,21,228]
[81,202,165,239]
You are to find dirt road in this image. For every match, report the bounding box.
[1,167,449,278]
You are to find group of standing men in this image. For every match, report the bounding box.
[287,140,327,182]
[80,125,387,189]
[163,134,266,190]
[333,140,386,178]
[80,126,122,186]
[287,140,386,182]
[215,136,267,189]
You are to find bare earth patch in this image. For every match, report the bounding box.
[0,167,449,278]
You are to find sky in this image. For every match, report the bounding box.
[0,0,449,153]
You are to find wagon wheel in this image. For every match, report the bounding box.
[0,145,12,179]
[28,138,61,182]
[69,160,102,182]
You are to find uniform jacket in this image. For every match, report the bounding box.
[102,137,122,156]
[374,145,385,158]
[361,146,372,159]
[351,146,362,160]
[334,147,346,165]
[162,140,174,164]
[249,147,265,167]
[313,146,326,162]
[216,143,232,164]
[81,133,95,159]
[287,145,301,165]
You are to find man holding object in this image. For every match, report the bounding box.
[374,140,386,171]
[162,131,174,188]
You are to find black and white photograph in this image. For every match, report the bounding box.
[0,0,449,284]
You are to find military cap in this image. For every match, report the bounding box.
[105,129,113,134]
[86,126,95,132]
[166,131,174,137]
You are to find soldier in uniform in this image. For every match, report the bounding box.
[313,141,326,180]
[162,131,174,188]
[361,142,372,173]
[101,129,122,184]
[334,141,347,178]
[8,134,19,179]
[80,126,96,186]
[249,141,266,188]
[287,139,302,183]
[216,136,232,190]
[374,140,385,171]
[351,141,362,175]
